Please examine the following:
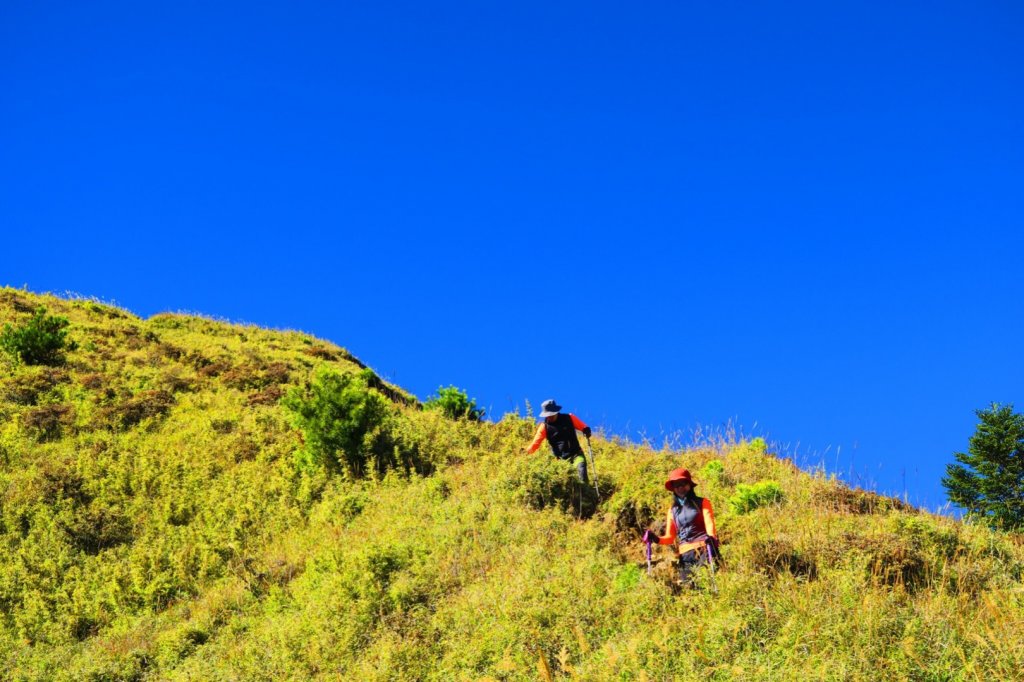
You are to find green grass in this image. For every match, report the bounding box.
[1,287,1022,681]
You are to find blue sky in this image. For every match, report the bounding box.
[3,1,1022,511]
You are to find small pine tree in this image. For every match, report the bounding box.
[282,368,391,477]
[943,403,1024,531]
[0,306,72,366]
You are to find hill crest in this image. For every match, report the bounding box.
[1,287,1022,680]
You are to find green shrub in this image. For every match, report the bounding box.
[0,306,72,365]
[283,368,391,477]
[502,453,598,518]
[700,459,725,482]
[424,385,484,421]
[613,563,643,592]
[728,480,784,514]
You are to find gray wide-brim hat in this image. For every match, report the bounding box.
[539,399,562,418]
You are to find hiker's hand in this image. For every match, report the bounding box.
[642,530,659,544]
[583,427,592,438]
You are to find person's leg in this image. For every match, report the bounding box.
[573,454,589,483]
[677,550,699,583]
[677,548,708,584]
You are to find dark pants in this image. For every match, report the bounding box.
[556,453,589,483]
[678,543,718,583]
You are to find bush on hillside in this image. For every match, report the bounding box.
[424,385,484,421]
[0,306,73,365]
[728,480,784,514]
[222,361,291,391]
[700,459,725,483]
[96,389,176,430]
[283,368,392,477]
[1,367,69,405]
[23,403,76,441]
[503,453,599,518]
[750,537,818,580]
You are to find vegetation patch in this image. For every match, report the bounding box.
[59,504,134,555]
[246,384,285,406]
[749,537,818,580]
[503,454,599,518]
[303,345,339,361]
[0,306,73,365]
[23,403,76,441]
[283,368,392,477]
[222,361,291,391]
[2,289,1023,682]
[813,481,915,515]
[425,385,485,421]
[728,480,784,514]
[866,541,929,592]
[96,389,176,429]
[2,367,69,405]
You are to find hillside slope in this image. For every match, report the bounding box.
[1,288,1022,681]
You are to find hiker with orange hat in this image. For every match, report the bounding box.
[525,399,592,483]
[642,468,719,583]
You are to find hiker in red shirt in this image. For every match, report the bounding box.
[525,399,592,483]
[643,467,719,583]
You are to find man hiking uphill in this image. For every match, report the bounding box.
[643,468,719,584]
[526,399,592,483]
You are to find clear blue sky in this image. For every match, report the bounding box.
[3,1,1022,511]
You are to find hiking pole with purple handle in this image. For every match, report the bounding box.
[645,538,652,575]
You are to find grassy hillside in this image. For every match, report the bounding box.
[1,288,1022,681]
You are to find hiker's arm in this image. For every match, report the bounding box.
[654,510,675,545]
[526,424,547,454]
[702,498,717,539]
[570,414,592,438]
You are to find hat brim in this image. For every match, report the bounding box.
[539,410,560,418]
[665,478,696,491]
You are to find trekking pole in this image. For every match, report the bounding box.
[585,437,600,497]
[705,541,718,595]
[645,538,653,575]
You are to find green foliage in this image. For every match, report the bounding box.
[0,306,72,365]
[424,384,484,421]
[729,480,784,514]
[943,403,1024,530]
[700,458,725,481]
[613,563,643,592]
[2,289,1024,682]
[282,367,392,477]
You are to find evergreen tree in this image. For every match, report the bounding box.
[943,403,1024,530]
